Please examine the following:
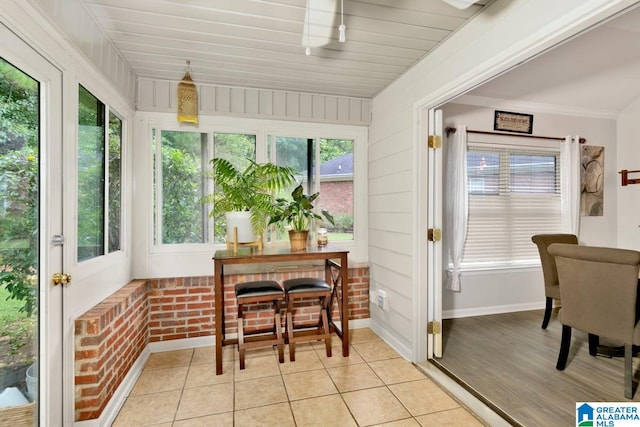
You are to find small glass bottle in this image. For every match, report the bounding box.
[317,227,328,246]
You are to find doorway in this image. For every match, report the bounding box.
[0,23,64,425]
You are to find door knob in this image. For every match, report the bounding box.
[52,273,71,285]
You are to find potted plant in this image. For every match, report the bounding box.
[202,158,296,244]
[269,183,335,250]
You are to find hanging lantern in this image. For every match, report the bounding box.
[177,60,198,124]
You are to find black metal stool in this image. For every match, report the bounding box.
[235,280,285,369]
[283,277,332,361]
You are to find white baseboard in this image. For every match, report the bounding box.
[443,302,544,319]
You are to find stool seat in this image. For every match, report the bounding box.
[283,277,332,361]
[235,280,284,369]
[284,277,331,294]
[236,280,283,298]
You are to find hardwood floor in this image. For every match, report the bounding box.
[424,309,640,427]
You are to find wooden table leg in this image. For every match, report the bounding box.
[214,260,223,375]
[341,254,349,357]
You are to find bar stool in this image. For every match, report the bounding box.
[283,277,332,361]
[235,280,285,369]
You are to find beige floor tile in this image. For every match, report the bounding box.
[368,358,426,385]
[234,353,282,381]
[243,344,278,359]
[372,418,421,426]
[415,408,485,427]
[316,345,365,368]
[185,362,233,388]
[350,327,383,344]
[327,363,384,392]
[172,412,234,427]
[234,402,296,426]
[130,366,188,395]
[282,368,338,400]
[191,345,217,365]
[112,390,180,426]
[352,340,401,362]
[290,394,358,426]
[235,375,288,410]
[342,386,411,426]
[279,347,324,374]
[175,383,234,420]
[389,379,460,417]
[145,349,193,369]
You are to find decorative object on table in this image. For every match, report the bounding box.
[269,183,335,251]
[580,145,604,216]
[177,60,198,124]
[317,227,328,246]
[203,158,296,249]
[493,110,533,134]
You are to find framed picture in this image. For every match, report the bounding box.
[494,110,533,134]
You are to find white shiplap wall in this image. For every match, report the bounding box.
[137,78,370,126]
[29,0,136,104]
[367,0,635,363]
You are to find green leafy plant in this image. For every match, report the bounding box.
[202,158,296,237]
[269,184,335,232]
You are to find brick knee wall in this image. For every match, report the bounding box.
[74,280,148,421]
[73,266,369,421]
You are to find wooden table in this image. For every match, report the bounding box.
[213,244,350,374]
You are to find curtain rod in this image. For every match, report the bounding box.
[445,127,586,144]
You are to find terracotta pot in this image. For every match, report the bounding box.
[288,230,309,251]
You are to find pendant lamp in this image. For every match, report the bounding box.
[177,60,198,124]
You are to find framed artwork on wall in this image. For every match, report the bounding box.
[493,110,533,134]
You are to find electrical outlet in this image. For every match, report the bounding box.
[377,290,389,311]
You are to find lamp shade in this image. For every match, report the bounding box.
[177,70,198,124]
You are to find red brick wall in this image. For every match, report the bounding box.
[73,266,369,421]
[319,181,353,217]
[74,280,148,421]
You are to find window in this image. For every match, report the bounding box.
[77,86,123,261]
[272,136,354,242]
[151,126,357,247]
[462,146,561,267]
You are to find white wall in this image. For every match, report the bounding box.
[617,97,640,250]
[440,101,617,317]
[368,0,636,362]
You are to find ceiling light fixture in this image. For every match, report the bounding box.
[338,0,346,43]
[177,60,198,124]
[305,2,311,55]
[441,0,479,9]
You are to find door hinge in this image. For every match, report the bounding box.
[427,321,441,335]
[428,135,441,149]
[427,228,441,242]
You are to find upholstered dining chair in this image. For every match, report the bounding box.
[531,234,579,329]
[548,243,640,399]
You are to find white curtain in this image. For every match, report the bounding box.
[445,125,468,292]
[561,135,581,236]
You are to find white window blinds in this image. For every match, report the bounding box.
[462,144,562,268]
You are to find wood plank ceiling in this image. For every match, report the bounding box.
[82,0,487,98]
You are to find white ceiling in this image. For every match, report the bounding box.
[81,0,488,98]
[463,4,640,118]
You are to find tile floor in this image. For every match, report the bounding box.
[112,328,486,426]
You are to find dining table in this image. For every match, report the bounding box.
[213,244,350,375]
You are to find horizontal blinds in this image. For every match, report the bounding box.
[462,146,562,267]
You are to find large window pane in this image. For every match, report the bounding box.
[159,130,208,244]
[108,112,122,253]
[211,133,256,243]
[318,139,354,241]
[78,85,105,261]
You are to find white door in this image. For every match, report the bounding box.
[0,23,64,425]
[426,108,443,359]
